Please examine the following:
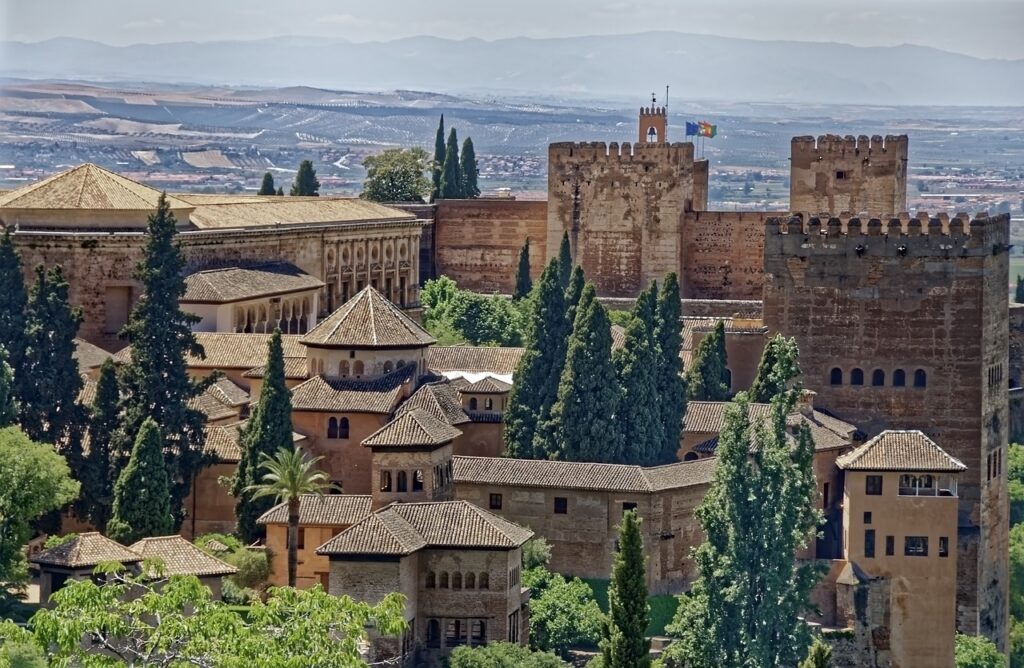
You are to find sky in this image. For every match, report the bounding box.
[3,0,1023,60]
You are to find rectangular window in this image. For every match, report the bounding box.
[554,497,568,514]
[885,535,894,556]
[623,502,638,514]
[297,528,305,550]
[939,536,949,557]
[864,529,875,558]
[905,536,929,557]
[836,170,849,180]
[823,482,830,509]
[865,475,883,496]
[863,511,872,525]
[489,493,503,510]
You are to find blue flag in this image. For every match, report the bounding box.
[685,121,699,136]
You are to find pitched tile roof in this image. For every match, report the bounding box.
[0,164,191,211]
[257,494,373,526]
[680,317,767,352]
[789,411,856,451]
[73,338,112,373]
[182,263,324,303]
[686,405,856,455]
[242,357,311,381]
[452,456,716,493]
[836,430,966,472]
[684,401,773,433]
[362,408,462,448]
[32,532,142,569]
[185,198,414,230]
[459,376,512,394]
[396,381,471,425]
[427,346,524,375]
[317,500,533,556]
[129,536,238,577]
[204,421,307,462]
[289,364,414,414]
[301,286,434,349]
[114,333,306,370]
[189,378,249,422]
[610,324,627,351]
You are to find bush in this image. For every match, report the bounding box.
[523,537,552,571]
[954,634,1004,668]
[194,533,270,592]
[448,642,568,667]
[529,573,603,656]
[221,578,258,606]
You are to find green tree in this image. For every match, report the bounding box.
[0,427,79,589]
[290,159,320,196]
[440,127,463,199]
[513,239,533,301]
[78,359,121,532]
[117,193,209,527]
[233,331,295,543]
[431,114,446,202]
[19,265,83,445]
[108,418,173,544]
[1011,522,1024,621]
[748,334,801,403]
[1016,275,1024,305]
[446,292,526,347]
[0,347,15,427]
[551,284,622,463]
[686,319,730,401]
[0,230,27,407]
[1010,620,1024,668]
[614,317,663,465]
[275,186,284,196]
[558,232,572,289]
[564,265,586,325]
[460,136,480,198]
[257,172,276,196]
[522,536,553,570]
[1011,443,1024,525]
[530,573,604,656]
[247,448,333,587]
[0,620,46,668]
[663,392,823,668]
[800,637,833,668]
[655,274,686,464]
[449,642,569,668]
[361,147,431,202]
[601,510,650,668]
[954,634,1004,668]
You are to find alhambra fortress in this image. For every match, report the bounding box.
[1,105,1015,667]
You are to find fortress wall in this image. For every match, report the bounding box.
[681,211,778,300]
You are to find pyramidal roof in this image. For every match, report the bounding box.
[362,408,462,448]
[836,430,966,473]
[32,532,142,569]
[300,285,435,349]
[0,163,191,211]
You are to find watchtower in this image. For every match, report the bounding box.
[639,105,668,144]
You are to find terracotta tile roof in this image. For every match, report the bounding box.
[836,430,966,472]
[789,411,856,451]
[32,532,142,569]
[0,164,192,211]
[681,317,766,352]
[302,286,434,349]
[459,376,512,394]
[610,324,627,351]
[242,357,311,381]
[78,375,97,406]
[189,378,249,422]
[362,408,462,448]
[186,198,415,230]
[114,333,306,370]
[289,364,414,414]
[396,381,471,426]
[317,500,533,556]
[257,494,372,526]
[204,421,307,462]
[692,436,719,454]
[467,411,503,423]
[182,263,324,303]
[684,401,773,433]
[73,338,112,373]
[452,456,716,493]
[687,404,855,454]
[427,346,524,375]
[130,536,238,577]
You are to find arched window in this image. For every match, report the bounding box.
[469,397,478,411]
[683,451,699,462]
[426,572,436,588]
[339,360,349,377]
[893,369,906,387]
[397,471,408,493]
[353,360,365,377]
[914,369,927,388]
[327,417,338,439]
[380,471,392,492]
[484,398,493,411]
[872,369,885,386]
[453,572,462,590]
[383,361,393,374]
[440,572,449,589]
[413,470,424,492]
[338,417,349,439]
[830,368,843,385]
[465,572,476,589]
[850,368,864,386]
[478,572,489,590]
[397,360,406,368]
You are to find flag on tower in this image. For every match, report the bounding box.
[698,121,717,138]
[685,121,699,136]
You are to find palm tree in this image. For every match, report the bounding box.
[246,448,334,587]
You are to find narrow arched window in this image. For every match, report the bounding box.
[397,471,408,492]
[830,368,843,385]
[469,397,478,411]
[478,572,489,589]
[893,369,906,387]
[453,572,462,590]
[440,572,449,588]
[339,360,349,377]
[383,361,393,374]
[465,572,475,589]
[327,417,338,439]
[413,470,424,492]
[426,572,436,588]
[872,369,885,386]
[485,398,493,411]
[380,470,392,492]
[683,451,699,462]
[338,417,349,439]
[353,360,365,377]
[851,368,864,386]
[914,369,927,388]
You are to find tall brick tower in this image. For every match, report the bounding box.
[763,212,1010,649]
[639,104,668,144]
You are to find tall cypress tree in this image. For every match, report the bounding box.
[276,186,284,196]
[258,172,276,196]
[107,418,174,544]
[503,259,566,459]
[564,265,586,325]
[290,160,320,196]
[687,319,730,401]
[634,281,658,334]
[1016,275,1024,304]
[601,510,651,668]
[460,137,480,198]
[117,193,208,528]
[232,330,295,543]
[551,284,622,463]
[0,229,27,403]
[614,318,663,466]
[748,334,801,403]
[20,265,83,445]
[655,273,686,463]
[557,232,572,289]
[512,239,532,301]
[0,346,15,427]
[79,359,121,532]
[431,115,446,202]
[440,128,463,199]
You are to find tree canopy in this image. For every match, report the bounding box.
[953,634,1004,668]
[461,137,480,198]
[601,510,650,668]
[748,334,801,403]
[449,642,569,668]
[361,147,432,202]
[527,569,604,657]
[440,127,464,199]
[76,359,121,532]
[290,160,320,196]
[107,418,174,544]
[654,273,686,464]
[0,347,15,428]
[514,239,533,301]
[432,114,446,202]
[0,230,26,408]
[258,172,276,196]
[613,317,662,466]
[686,320,730,401]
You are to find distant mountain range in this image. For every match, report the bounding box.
[3,32,1023,106]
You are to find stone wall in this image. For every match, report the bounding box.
[681,211,775,300]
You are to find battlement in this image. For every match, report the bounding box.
[791,134,909,158]
[640,106,667,116]
[549,141,694,162]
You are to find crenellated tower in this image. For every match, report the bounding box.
[639,105,667,144]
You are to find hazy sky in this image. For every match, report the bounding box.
[4,0,1023,60]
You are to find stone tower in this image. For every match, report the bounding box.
[639,105,667,144]
[763,212,1010,649]
[790,135,908,217]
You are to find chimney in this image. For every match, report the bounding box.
[796,389,816,417]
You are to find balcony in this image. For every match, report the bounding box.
[897,474,957,498]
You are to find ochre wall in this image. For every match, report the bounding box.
[266,523,345,588]
[292,411,391,495]
[184,462,237,540]
[681,211,774,301]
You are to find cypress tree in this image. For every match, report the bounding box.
[460,137,480,198]
[1017,275,1024,304]
[551,284,622,463]
[258,172,276,196]
[633,281,658,334]
[290,160,320,196]
[276,186,284,196]
[431,115,446,202]
[0,229,27,403]
[655,273,686,463]
[79,359,121,532]
[107,418,173,544]
[117,193,208,528]
[512,239,532,301]
[557,232,572,289]
[748,334,801,403]
[601,510,651,668]
[20,265,83,445]
[614,318,663,465]
[687,319,730,401]
[232,330,295,543]
[440,128,463,199]
[503,259,566,459]
[0,346,15,427]
[564,265,586,325]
